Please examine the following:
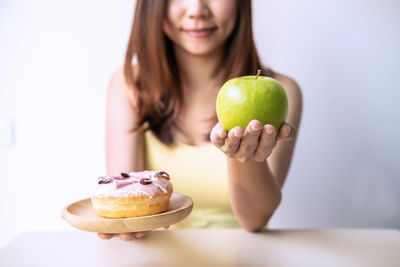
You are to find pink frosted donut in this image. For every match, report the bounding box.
[91,170,173,218]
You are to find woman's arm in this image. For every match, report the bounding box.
[105,68,144,175]
[100,68,150,240]
[268,74,303,188]
[211,74,303,232]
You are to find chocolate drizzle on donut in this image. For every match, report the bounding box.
[156,171,170,180]
[98,177,112,184]
[97,171,168,186]
[112,175,128,180]
[120,172,130,178]
[140,178,152,185]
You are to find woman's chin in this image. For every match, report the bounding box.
[178,44,222,57]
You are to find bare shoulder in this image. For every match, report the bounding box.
[106,65,144,173]
[273,72,302,101]
[108,65,140,108]
[273,72,303,126]
[106,65,141,130]
[109,65,139,92]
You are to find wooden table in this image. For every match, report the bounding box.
[0,229,399,266]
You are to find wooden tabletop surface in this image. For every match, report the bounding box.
[0,229,399,266]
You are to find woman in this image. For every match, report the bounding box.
[100,0,302,240]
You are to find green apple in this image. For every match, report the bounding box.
[216,75,288,132]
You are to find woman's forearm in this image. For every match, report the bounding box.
[226,158,282,232]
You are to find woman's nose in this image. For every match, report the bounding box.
[186,0,211,19]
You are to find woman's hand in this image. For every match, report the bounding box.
[97,226,170,240]
[210,120,295,163]
[97,231,149,240]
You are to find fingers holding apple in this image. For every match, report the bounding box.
[213,70,296,162]
[252,124,277,162]
[210,120,277,162]
[234,120,263,162]
[278,122,296,141]
[210,122,227,148]
[221,126,243,157]
[210,120,296,162]
[210,123,243,156]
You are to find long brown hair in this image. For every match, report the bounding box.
[124,0,273,145]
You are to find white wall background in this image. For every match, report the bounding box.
[1,0,399,248]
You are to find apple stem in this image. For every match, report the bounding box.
[255,69,262,80]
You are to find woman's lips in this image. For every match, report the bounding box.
[182,27,216,38]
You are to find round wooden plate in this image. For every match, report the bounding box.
[62,193,193,233]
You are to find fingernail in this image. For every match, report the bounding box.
[234,131,241,137]
[135,232,147,239]
[252,124,261,131]
[286,125,291,137]
[266,128,274,135]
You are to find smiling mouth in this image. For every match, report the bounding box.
[182,27,217,38]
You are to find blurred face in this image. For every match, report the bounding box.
[164,0,237,56]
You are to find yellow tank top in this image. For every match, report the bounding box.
[144,130,240,228]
